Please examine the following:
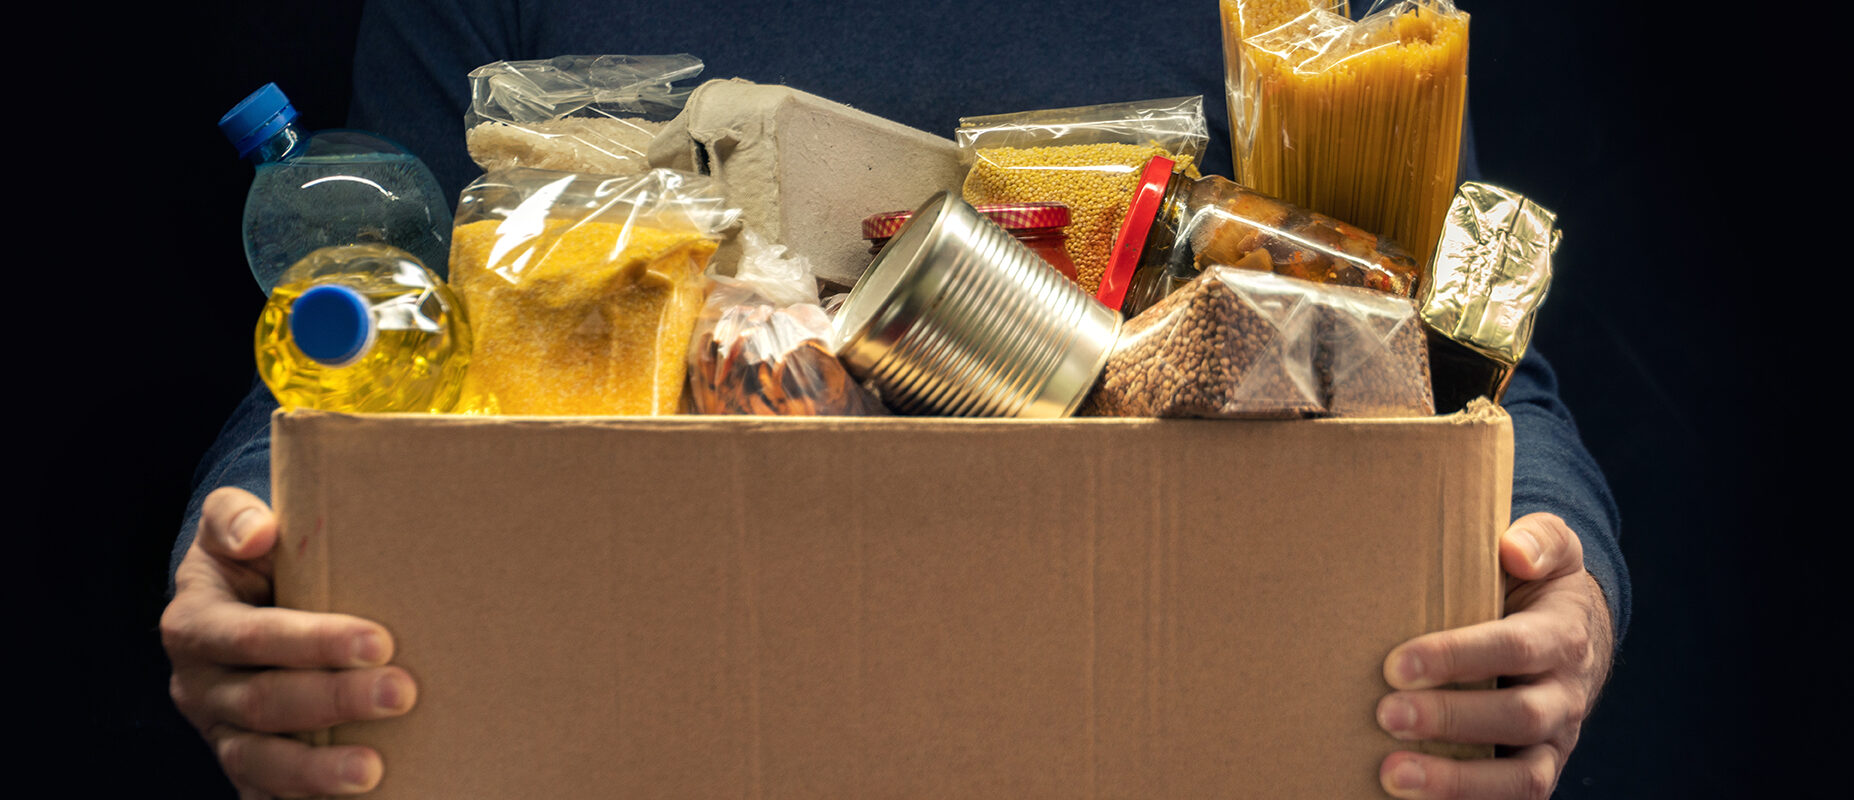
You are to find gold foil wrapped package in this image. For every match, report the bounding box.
[1420,182,1560,410]
[1422,182,1560,363]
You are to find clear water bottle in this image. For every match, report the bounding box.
[220,83,452,294]
[254,244,472,413]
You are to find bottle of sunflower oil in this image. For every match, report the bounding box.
[255,244,472,413]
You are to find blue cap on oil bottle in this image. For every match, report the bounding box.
[219,83,299,158]
[290,285,375,367]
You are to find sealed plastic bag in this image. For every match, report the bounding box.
[1086,266,1431,418]
[466,55,703,176]
[687,231,883,416]
[448,167,737,415]
[1221,1,1468,264]
[1317,280,1434,417]
[1087,267,1320,418]
[956,97,1208,295]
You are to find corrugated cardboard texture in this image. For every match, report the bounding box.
[274,409,1511,799]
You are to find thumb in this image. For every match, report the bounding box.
[1500,512,1584,583]
[199,487,280,577]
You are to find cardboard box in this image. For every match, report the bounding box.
[274,405,1511,799]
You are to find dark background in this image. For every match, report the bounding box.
[42,0,1811,796]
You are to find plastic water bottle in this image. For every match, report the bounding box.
[254,244,472,413]
[220,83,452,294]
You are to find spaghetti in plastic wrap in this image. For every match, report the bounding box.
[1222,0,1468,264]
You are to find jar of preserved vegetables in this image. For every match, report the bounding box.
[1095,156,1423,318]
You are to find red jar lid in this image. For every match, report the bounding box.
[1095,155,1176,312]
[863,202,1071,240]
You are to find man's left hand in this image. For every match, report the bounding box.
[1376,512,1615,800]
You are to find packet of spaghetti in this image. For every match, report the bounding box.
[1222,0,1469,265]
[1420,182,1560,412]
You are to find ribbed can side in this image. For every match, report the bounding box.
[866,203,1110,417]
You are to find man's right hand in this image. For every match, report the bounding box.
[162,487,417,798]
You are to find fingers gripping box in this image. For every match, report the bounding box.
[273,404,1511,799]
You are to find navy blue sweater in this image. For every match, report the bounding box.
[178,0,1628,641]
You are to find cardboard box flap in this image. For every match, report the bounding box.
[275,409,1511,799]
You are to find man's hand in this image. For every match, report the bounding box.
[1375,512,1615,800]
[161,487,417,799]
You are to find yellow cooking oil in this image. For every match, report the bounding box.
[254,244,471,413]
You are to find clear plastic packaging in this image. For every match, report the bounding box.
[220,83,451,294]
[465,55,703,176]
[956,97,1210,156]
[1317,280,1434,417]
[255,244,471,413]
[448,167,737,415]
[688,231,883,416]
[1087,268,1321,418]
[1086,267,1432,418]
[1098,156,1422,318]
[956,97,1208,295]
[1222,0,1469,264]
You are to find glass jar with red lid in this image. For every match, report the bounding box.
[1095,156,1423,318]
[863,202,1078,285]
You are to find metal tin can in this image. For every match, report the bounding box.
[834,192,1121,418]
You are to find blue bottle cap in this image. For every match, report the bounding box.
[290,285,375,366]
[219,83,299,158]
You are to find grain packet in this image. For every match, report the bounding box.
[1086,266,1431,418]
[448,167,737,415]
[956,97,1207,295]
[466,55,703,176]
[1317,279,1434,417]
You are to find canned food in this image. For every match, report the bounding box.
[834,192,1121,417]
